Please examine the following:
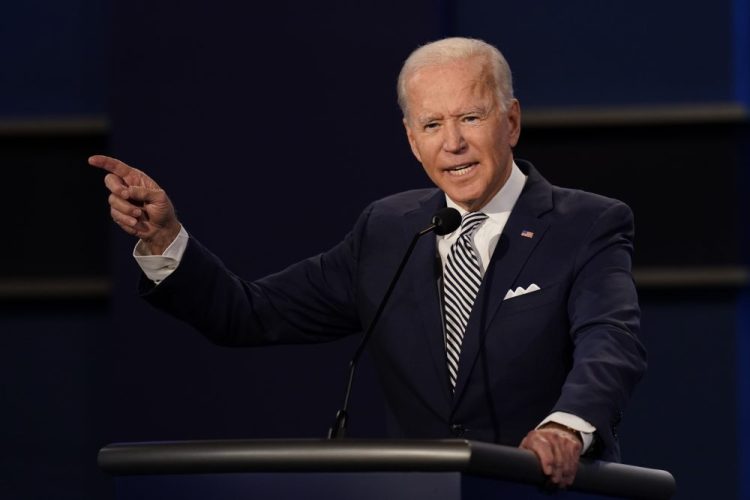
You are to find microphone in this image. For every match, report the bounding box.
[431,207,461,236]
[327,207,460,439]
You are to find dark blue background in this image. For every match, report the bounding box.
[1,1,748,499]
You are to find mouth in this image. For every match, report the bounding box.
[445,162,479,177]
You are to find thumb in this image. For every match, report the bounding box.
[124,185,165,204]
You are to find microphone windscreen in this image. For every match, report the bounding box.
[432,207,461,235]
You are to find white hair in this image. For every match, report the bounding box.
[397,37,514,117]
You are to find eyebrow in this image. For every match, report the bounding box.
[455,107,488,118]
[415,114,442,126]
[416,106,489,126]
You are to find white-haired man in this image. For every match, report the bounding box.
[92,37,646,488]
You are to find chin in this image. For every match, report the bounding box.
[448,198,481,212]
[445,189,483,209]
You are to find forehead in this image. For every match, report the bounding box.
[404,57,497,115]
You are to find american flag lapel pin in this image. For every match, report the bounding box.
[520,230,534,239]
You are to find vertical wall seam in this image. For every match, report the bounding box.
[734,0,750,105]
[738,290,750,500]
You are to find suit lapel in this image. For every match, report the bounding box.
[402,191,453,413]
[452,162,554,403]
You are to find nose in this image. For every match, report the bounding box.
[442,121,467,154]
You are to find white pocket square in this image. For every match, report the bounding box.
[503,283,541,301]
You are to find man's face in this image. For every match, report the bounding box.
[403,57,521,212]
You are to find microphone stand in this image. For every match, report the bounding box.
[327,208,459,439]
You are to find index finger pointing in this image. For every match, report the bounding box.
[88,155,134,177]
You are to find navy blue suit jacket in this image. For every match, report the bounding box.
[142,160,646,461]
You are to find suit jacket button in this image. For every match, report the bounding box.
[450,424,466,437]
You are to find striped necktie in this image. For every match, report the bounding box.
[443,211,488,391]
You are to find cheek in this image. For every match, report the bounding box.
[477,130,509,161]
[421,161,440,184]
[415,139,441,166]
[408,137,423,162]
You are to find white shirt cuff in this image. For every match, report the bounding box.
[538,411,596,454]
[133,226,189,284]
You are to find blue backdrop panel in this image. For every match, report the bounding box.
[452,0,734,107]
[0,0,110,116]
[619,291,738,499]
[733,0,750,104]
[0,302,112,499]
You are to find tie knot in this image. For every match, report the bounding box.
[459,212,487,238]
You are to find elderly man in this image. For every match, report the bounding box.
[91,37,646,488]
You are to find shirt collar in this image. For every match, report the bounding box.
[444,160,527,225]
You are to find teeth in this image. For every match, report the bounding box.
[447,163,476,176]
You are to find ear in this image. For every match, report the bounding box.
[403,117,423,163]
[507,99,522,147]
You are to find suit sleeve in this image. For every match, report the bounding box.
[553,201,647,456]
[139,205,375,347]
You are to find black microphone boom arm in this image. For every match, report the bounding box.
[327,207,460,439]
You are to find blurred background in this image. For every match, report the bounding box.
[1,0,749,498]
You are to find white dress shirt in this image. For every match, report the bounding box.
[133,160,595,451]
[134,226,189,283]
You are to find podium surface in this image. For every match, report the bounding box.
[99,439,675,499]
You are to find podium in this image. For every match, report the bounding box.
[98,439,675,499]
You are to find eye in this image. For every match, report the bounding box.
[463,115,480,123]
[424,122,440,131]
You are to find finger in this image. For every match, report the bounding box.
[111,207,139,229]
[545,436,564,484]
[561,458,578,487]
[545,430,580,484]
[546,433,579,487]
[548,442,566,486]
[559,440,580,486]
[520,433,555,476]
[89,155,135,178]
[109,193,143,218]
[522,430,581,488]
[123,185,164,204]
[110,208,139,236]
[104,173,129,197]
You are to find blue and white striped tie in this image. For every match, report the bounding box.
[443,211,488,391]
